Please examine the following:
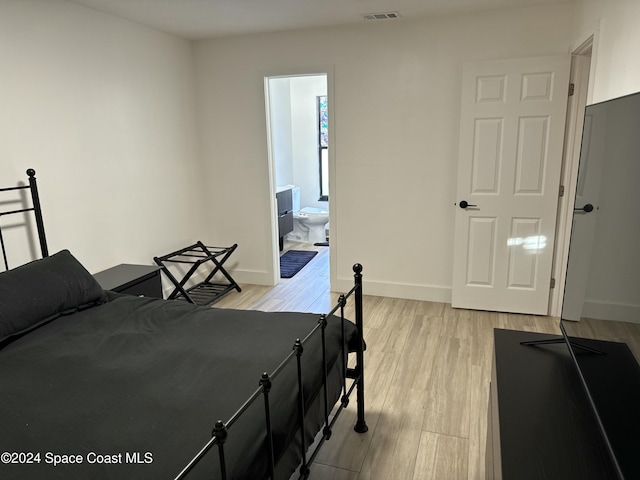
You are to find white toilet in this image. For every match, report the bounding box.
[288,187,329,244]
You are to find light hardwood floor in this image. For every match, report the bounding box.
[214,241,561,480]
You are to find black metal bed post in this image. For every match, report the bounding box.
[338,294,349,407]
[318,315,332,440]
[259,372,276,479]
[293,339,310,478]
[353,264,368,433]
[174,263,367,480]
[26,169,48,258]
[212,421,228,480]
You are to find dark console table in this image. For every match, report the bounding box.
[93,264,163,298]
[487,328,617,479]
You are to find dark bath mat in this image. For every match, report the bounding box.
[280,250,318,278]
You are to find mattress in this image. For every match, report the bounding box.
[0,293,356,480]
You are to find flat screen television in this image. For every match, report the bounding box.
[560,90,640,479]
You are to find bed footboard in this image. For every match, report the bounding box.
[175,264,367,480]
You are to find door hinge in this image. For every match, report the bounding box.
[550,278,556,289]
[559,185,565,197]
[568,83,575,97]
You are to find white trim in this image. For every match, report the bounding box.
[568,16,601,104]
[227,268,275,286]
[159,268,275,299]
[334,278,451,304]
[582,301,640,325]
[261,66,336,289]
[263,76,280,286]
[549,50,592,317]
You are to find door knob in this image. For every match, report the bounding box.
[574,203,594,213]
[459,200,477,209]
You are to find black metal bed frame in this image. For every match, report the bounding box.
[174,264,368,480]
[1,169,367,479]
[0,169,48,271]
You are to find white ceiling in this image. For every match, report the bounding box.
[67,0,573,40]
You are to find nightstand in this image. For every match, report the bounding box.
[93,264,163,298]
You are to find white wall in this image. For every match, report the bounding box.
[573,0,640,103]
[269,76,327,209]
[0,0,203,273]
[289,75,327,210]
[0,1,580,302]
[194,4,575,299]
[6,1,632,305]
[268,75,327,253]
[268,77,294,187]
[570,0,640,321]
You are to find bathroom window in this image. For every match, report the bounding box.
[317,95,329,201]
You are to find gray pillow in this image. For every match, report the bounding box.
[0,250,107,341]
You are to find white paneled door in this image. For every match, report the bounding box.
[452,56,571,315]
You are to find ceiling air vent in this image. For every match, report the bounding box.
[362,12,401,21]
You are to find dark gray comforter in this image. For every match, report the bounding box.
[0,293,356,480]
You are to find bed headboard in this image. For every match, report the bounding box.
[0,169,48,271]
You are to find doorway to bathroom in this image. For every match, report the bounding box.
[264,71,331,284]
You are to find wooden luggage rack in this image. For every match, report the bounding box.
[154,241,241,306]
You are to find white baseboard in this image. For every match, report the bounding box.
[230,269,276,286]
[160,268,275,298]
[167,267,452,305]
[582,300,640,324]
[333,277,451,304]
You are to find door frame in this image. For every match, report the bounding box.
[549,36,595,317]
[262,66,335,286]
